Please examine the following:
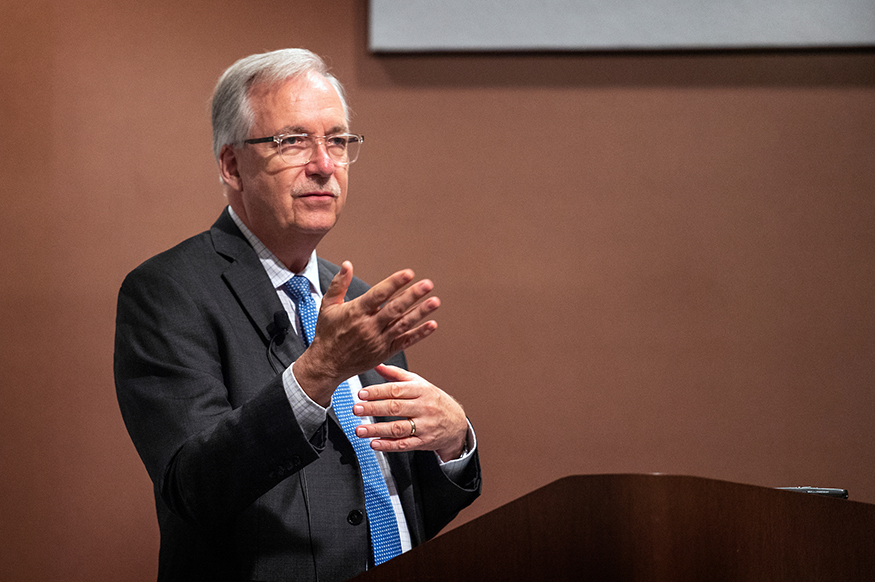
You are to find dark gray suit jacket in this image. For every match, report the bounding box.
[114,209,481,582]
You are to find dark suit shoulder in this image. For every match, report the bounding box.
[120,211,262,304]
[124,229,229,282]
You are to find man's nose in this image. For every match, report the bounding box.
[305,139,336,176]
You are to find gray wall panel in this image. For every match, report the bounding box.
[370,0,875,51]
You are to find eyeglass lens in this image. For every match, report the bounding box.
[277,135,361,166]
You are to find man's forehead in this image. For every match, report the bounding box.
[249,72,347,128]
[248,73,348,133]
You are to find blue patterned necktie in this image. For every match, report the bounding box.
[282,275,402,565]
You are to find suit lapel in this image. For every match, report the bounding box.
[210,209,307,368]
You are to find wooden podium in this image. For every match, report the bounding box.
[351,474,875,581]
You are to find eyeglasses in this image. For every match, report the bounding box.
[242,133,364,167]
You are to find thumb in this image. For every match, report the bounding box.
[323,261,353,307]
[375,363,417,382]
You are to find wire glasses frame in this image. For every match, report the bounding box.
[242,133,364,167]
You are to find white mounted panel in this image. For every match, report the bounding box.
[370,0,875,52]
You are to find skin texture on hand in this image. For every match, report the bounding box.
[354,365,469,463]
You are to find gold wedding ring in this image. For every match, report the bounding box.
[408,418,416,437]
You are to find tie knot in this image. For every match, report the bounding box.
[283,276,311,302]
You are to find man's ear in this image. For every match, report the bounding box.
[219,144,243,191]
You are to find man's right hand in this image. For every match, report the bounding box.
[292,261,440,406]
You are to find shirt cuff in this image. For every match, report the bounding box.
[283,362,328,440]
[437,419,477,483]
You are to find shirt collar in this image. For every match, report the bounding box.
[227,205,321,297]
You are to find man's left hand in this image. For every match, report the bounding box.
[352,364,468,462]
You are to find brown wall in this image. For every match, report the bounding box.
[2,1,874,579]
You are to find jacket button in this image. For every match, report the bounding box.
[347,510,364,526]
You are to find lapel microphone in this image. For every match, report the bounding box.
[266,310,291,374]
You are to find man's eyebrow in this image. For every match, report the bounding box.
[276,125,350,136]
[276,125,308,135]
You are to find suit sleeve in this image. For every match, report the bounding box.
[114,262,318,532]
[414,444,482,541]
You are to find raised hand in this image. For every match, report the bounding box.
[293,261,440,406]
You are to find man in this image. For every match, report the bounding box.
[114,48,481,582]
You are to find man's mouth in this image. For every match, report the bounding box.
[297,191,336,199]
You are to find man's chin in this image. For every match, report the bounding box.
[294,215,340,235]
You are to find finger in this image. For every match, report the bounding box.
[373,363,416,382]
[370,437,422,452]
[356,269,416,314]
[353,397,412,418]
[355,419,418,440]
[360,368,422,400]
[390,320,438,353]
[377,279,440,329]
[381,294,440,337]
[322,261,353,307]
[359,374,422,402]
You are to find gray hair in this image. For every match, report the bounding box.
[210,48,348,162]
